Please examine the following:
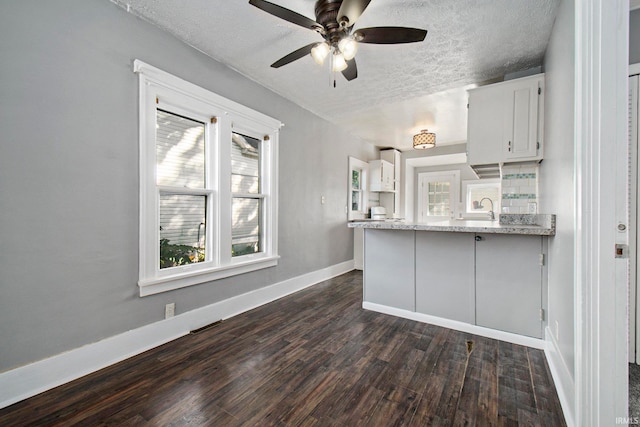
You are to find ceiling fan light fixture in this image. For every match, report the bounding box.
[332,52,348,72]
[338,37,358,60]
[311,42,330,65]
[413,129,436,149]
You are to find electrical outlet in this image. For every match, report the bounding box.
[165,303,175,319]
[555,320,559,340]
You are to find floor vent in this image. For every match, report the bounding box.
[190,319,223,334]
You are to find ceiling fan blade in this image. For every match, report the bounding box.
[354,27,427,44]
[342,58,358,81]
[249,0,321,31]
[337,0,372,27]
[271,43,316,68]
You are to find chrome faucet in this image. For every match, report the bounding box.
[479,197,495,220]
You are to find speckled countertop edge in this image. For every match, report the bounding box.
[348,214,556,236]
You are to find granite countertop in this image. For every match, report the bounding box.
[348,214,556,236]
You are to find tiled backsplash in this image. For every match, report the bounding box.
[501,164,539,214]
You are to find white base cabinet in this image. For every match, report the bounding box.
[363,230,414,311]
[475,234,543,338]
[415,232,475,323]
[362,229,546,339]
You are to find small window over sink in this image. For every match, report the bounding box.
[462,179,501,219]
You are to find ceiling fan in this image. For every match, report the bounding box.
[248,0,428,83]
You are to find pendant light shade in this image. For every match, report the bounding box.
[332,52,348,72]
[311,42,330,65]
[413,129,436,149]
[338,37,358,60]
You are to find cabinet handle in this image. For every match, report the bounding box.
[475,235,483,242]
[508,141,512,152]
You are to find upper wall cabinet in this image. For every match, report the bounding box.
[467,74,545,171]
[379,149,402,218]
[369,159,395,192]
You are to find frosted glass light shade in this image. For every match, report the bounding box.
[338,37,358,60]
[311,42,330,65]
[332,53,348,72]
[413,129,436,149]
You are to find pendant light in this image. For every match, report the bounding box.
[413,129,436,149]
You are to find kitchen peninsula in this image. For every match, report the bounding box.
[348,214,555,345]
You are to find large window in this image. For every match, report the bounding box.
[135,60,281,296]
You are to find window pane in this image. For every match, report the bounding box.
[232,198,261,257]
[427,181,450,216]
[468,185,500,213]
[352,170,361,190]
[352,190,361,211]
[159,194,206,269]
[156,110,205,188]
[232,133,260,194]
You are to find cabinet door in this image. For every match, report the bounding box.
[415,232,475,323]
[467,86,505,165]
[363,229,415,311]
[369,159,394,192]
[475,234,542,338]
[380,150,402,217]
[381,160,394,191]
[503,78,541,160]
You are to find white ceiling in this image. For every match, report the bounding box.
[112,0,560,151]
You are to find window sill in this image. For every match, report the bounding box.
[138,255,280,296]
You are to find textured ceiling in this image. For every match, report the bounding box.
[111,0,560,150]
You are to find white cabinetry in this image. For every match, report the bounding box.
[475,234,543,338]
[415,232,475,323]
[369,159,394,192]
[379,149,402,217]
[363,229,415,310]
[467,74,544,172]
[362,229,546,339]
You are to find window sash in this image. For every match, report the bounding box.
[135,59,281,296]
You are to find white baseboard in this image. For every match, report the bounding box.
[0,260,355,410]
[362,302,546,349]
[544,326,575,427]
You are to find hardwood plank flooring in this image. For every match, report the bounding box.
[0,271,566,426]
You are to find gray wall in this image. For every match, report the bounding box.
[631,9,640,64]
[0,0,377,372]
[539,0,575,383]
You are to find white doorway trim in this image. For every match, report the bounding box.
[403,153,467,222]
[575,0,629,425]
[629,71,639,365]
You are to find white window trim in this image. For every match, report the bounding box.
[134,60,281,296]
[348,157,369,220]
[461,178,501,218]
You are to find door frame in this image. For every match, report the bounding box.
[575,0,629,424]
[629,69,640,365]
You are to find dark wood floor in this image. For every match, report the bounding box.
[0,270,565,426]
